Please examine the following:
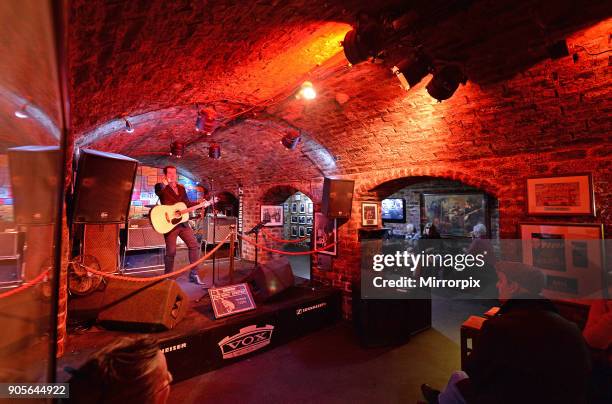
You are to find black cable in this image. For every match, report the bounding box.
[573,44,612,56]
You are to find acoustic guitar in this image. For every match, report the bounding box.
[150,198,217,234]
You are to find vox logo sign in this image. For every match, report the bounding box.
[218,324,274,359]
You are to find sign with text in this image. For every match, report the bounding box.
[209,283,256,319]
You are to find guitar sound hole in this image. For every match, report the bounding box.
[171,212,182,225]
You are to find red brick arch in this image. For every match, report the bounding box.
[259,184,317,205]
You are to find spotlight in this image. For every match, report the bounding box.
[208,143,221,159]
[342,13,383,65]
[170,141,185,158]
[297,81,316,100]
[195,106,217,135]
[14,104,28,119]
[281,130,301,150]
[124,118,134,133]
[426,65,467,102]
[392,50,433,90]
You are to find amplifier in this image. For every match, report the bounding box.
[126,226,165,250]
[202,216,236,244]
[83,224,119,273]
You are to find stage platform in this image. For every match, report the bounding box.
[58,262,341,382]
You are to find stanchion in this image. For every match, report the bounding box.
[229,225,236,283]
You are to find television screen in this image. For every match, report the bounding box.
[381,198,406,222]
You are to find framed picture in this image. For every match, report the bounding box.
[294,194,301,201]
[291,203,297,213]
[299,226,305,237]
[299,215,306,224]
[314,212,337,256]
[520,223,604,300]
[283,203,289,210]
[361,202,378,227]
[299,203,305,213]
[307,203,313,214]
[526,174,595,216]
[291,216,298,224]
[306,216,313,225]
[260,205,283,227]
[290,226,298,237]
[422,193,488,237]
[306,227,312,236]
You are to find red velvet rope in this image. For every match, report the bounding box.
[261,229,309,244]
[0,268,50,299]
[238,234,335,255]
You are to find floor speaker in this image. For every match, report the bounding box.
[83,224,119,273]
[8,146,60,225]
[97,279,188,332]
[248,257,295,302]
[73,149,138,224]
[322,178,355,219]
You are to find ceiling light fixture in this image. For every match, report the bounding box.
[14,104,28,119]
[281,130,301,150]
[342,13,384,65]
[195,105,218,135]
[208,143,221,159]
[297,81,317,100]
[170,141,185,158]
[124,118,134,133]
[426,65,467,102]
[392,50,433,90]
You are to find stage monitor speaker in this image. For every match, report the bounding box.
[73,149,138,224]
[8,146,60,225]
[83,224,119,273]
[202,216,236,243]
[98,279,188,332]
[322,178,354,219]
[248,257,295,302]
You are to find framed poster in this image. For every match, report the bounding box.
[299,215,306,224]
[526,174,594,216]
[422,193,488,237]
[260,205,283,226]
[307,203,313,214]
[299,203,305,213]
[361,202,378,226]
[306,227,312,236]
[299,226,305,237]
[291,216,298,224]
[314,212,337,256]
[520,223,604,300]
[290,225,298,237]
[306,216,313,225]
[291,203,297,213]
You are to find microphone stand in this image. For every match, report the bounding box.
[245,219,269,270]
[210,178,217,287]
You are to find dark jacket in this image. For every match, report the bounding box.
[463,296,591,404]
[154,183,196,207]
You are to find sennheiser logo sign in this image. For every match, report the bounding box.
[161,342,187,353]
[296,302,327,316]
[218,324,274,359]
[100,212,109,218]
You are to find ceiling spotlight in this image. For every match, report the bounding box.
[170,141,185,158]
[14,104,28,119]
[342,13,383,65]
[392,50,433,90]
[195,106,218,135]
[297,81,316,100]
[281,130,301,150]
[547,39,569,59]
[208,143,221,159]
[124,118,134,133]
[426,65,467,102]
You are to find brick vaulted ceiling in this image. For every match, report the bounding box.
[68,0,611,185]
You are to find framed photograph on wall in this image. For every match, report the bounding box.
[361,202,378,226]
[520,222,604,300]
[294,194,301,201]
[299,215,306,224]
[290,226,298,237]
[422,193,488,237]
[299,226,305,237]
[300,203,305,213]
[314,212,337,256]
[260,205,283,226]
[307,203,313,214]
[291,216,298,224]
[526,174,595,216]
[306,227,312,236]
[291,203,297,213]
[306,216,313,225]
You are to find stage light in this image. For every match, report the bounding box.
[170,141,185,158]
[195,106,217,135]
[425,65,467,102]
[14,104,28,119]
[281,130,301,150]
[208,143,221,159]
[124,118,134,133]
[297,81,316,100]
[342,14,383,65]
[392,51,433,90]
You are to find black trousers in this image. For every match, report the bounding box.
[163,223,200,275]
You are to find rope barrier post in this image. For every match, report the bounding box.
[229,225,236,283]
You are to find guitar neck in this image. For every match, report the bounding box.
[179,201,209,215]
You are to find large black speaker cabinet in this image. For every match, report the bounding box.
[8,146,60,225]
[322,178,355,219]
[352,282,431,347]
[97,279,188,332]
[248,257,295,302]
[73,149,138,224]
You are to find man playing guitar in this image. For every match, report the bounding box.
[154,165,214,285]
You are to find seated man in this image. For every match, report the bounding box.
[421,261,591,404]
[67,337,172,404]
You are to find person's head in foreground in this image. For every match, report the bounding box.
[495,261,545,303]
[68,337,171,404]
[471,223,487,239]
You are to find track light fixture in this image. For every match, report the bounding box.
[195,105,218,135]
[426,65,467,102]
[170,141,185,158]
[124,118,134,133]
[342,13,384,65]
[14,104,28,119]
[281,130,301,150]
[296,81,316,100]
[392,50,433,90]
[208,143,221,159]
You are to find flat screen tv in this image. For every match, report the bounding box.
[381,198,406,223]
